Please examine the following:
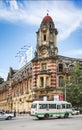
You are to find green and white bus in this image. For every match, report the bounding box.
[30,100,72,119]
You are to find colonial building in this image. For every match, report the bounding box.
[0,14,82,113]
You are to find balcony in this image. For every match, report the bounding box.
[32,86,55,92]
[57,68,71,75]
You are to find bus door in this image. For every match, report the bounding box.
[56,104,61,117]
[61,104,66,116]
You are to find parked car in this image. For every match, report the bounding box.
[0,111,14,120]
[72,108,80,115]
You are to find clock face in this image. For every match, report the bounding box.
[40,46,48,55]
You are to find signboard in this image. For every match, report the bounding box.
[54,94,64,101]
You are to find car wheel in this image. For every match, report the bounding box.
[6,116,12,120]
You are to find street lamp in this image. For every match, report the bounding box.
[64,83,66,101]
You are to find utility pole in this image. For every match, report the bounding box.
[64,83,72,101]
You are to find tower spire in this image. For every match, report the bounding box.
[47,10,49,15]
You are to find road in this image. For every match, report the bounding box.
[0,115,82,130]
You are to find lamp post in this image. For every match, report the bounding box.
[64,83,66,101]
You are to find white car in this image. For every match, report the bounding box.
[0,111,14,120]
[72,108,80,115]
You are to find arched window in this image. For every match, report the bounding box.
[50,24,52,28]
[69,65,74,72]
[58,63,63,72]
[40,77,44,87]
[44,34,46,41]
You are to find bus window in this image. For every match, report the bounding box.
[49,104,56,109]
[62,104,65,109]
[39,104,47,109]
[66,104,71,109]
[31,104,37,108]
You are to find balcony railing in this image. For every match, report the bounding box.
[32,86,55,92]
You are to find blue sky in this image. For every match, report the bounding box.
[0,0,82,80]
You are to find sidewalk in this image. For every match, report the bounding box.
[16,113,30,118]
[15,113,82,119]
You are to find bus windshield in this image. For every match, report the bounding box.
[31,103,37,108]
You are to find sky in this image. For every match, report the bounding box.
[0,0,82,80]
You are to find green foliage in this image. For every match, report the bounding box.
[66,62,82,107]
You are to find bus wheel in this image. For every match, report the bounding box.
[37,117,43,120]
[44,114,49,119]
[64,113,69,118]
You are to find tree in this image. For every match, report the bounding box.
[66,62,82,107]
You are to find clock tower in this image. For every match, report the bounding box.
[35,13,58,58]
[32,14,58,99]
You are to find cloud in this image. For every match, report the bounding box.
[70,49,82,56]
[0,69,8,80]
[59,49,82,58]
[0,0,82,41]
[9,0,19,10]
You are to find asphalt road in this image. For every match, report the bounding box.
[0,115,82,130]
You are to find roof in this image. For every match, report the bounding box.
[42,13,53,22]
